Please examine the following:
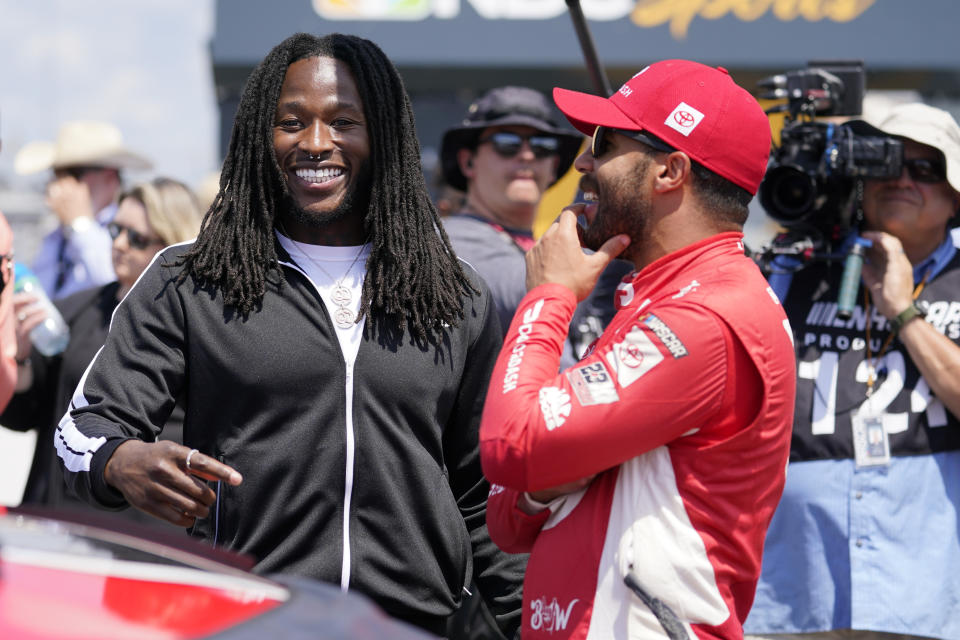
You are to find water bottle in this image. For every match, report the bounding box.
[836,237,872,321]
[13,262,70,356]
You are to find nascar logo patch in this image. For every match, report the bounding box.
[644,314,688,358]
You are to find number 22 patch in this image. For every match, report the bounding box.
[565,361,619,406]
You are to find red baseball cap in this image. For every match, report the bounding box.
[553,59,772,195]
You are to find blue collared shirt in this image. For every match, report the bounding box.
[745,453,960,637]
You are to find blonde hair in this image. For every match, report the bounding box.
[121,178,203,247]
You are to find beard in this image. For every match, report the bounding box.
[283,158,374,228]
[580,155,653,253]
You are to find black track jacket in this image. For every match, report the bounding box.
[56,240,524,635]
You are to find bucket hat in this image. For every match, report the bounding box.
[440,86,583,191]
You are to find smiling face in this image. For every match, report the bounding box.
[459,125,559,230]
[862,139,960,256]
[272,56,371,244]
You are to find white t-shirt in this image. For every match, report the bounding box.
[277,232,370,365]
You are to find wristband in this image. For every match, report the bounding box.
[890,302,923,332]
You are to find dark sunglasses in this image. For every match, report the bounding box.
[591,126,675,158]
[477,132,561,159]
[107,222,162,250]
[902,157,947,184]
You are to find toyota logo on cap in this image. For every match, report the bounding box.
[665,102,705,137]
[674,110,696,127]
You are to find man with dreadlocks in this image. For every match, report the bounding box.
[55,32,523,636]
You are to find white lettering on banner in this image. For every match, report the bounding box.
[530,596,580,633]
[539,387,572,431]
[802,331,882,353]
[605,325,664,387]
[618,85,633,98]
[803,301,890,332]
[310,0,876,38]
[502,299,546,394]
[799,349,947,435]
[312,0,636,22]
[925,301,960,339]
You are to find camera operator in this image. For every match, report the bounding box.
[746,103,960,639]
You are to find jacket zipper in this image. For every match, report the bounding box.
[341,359,356,590]
[280,258,358,591]
[212,455,224,546]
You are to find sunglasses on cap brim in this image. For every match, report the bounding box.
[477,132,561,159]
[591,126,675,158]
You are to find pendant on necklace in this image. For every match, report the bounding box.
[334,306,356,329]
[331,285,355,328]
[332,285,352,307]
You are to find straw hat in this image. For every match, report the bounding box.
[14,120,153,175]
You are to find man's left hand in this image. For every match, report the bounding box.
[860,230,915,319]
[525,207,630,301]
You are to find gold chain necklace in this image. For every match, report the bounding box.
[279,224,368,329]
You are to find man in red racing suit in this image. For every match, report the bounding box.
[479,60,796,640]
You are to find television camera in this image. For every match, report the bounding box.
[755,61,904,317]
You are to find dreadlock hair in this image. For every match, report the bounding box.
[179,32,476,341]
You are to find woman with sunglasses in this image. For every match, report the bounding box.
[2,178,203,518]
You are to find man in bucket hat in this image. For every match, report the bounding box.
[745,104,960,640]
[440,86,582,334]
[15,121,152,299]
[479,60,796,639]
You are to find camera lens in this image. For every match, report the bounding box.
[759,165,818,224]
